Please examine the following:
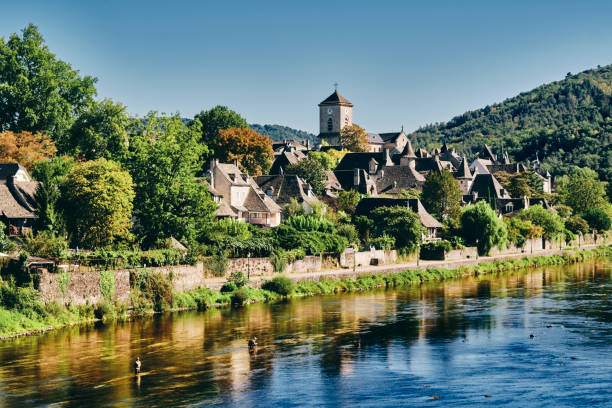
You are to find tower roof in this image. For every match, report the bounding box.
[456,157,472,178]
[401,139,416,158]
[319,90,354,107]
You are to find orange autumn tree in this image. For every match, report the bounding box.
[0,131,57,169]
[214,127,273,175]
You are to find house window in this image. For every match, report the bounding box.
[327,118,333,132]
[505,203,514,213]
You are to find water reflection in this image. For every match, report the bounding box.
[0,261,609,407]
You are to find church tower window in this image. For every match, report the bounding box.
[327,118,333,132]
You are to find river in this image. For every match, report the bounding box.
[0,261,610,407]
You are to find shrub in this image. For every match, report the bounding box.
[130,270,174,312]
[336,224,359,244]
[94,301,116,320]
[205,250,228,277]
[368,234,395,250]
[99,270,115,302]
[460,201,508,255]
[220,282,237,293]
[270,249,287,273]
[581,207,611,232]
[228,271,248,288]
[230,287,250,307]
[565,216,590,235]
[20,231,68,259]
[261,275,295,296]
[0,221,10,252]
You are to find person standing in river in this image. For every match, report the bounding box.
[248,336,258,350]
[134,357,141,374]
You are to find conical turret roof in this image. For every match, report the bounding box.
[401,139,416,158]
[319,90,354,107]
[456,156,472,178]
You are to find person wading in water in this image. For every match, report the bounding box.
[134,357,142,374]
[248,336,258,351]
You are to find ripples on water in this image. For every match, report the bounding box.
[0,261,610,407]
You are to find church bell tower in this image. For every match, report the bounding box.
[317,88,353,146]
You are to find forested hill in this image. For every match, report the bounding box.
[410,65,612,180]
[249,124,317,144]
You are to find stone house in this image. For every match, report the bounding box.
[0,163,39,236]
[254,174,319,213]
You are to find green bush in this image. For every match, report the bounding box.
[336,224,359,244]
[581,208,611,232]
[270,249,287,273]
[228,271,248,287]
[205,250,228,277]
[20,231,68,258]
[130,270,174,312]
[368,234,395,250]
[261,275,295,296]
[230,287,250,307]
[220,282,237,293]
[94,301,116,320]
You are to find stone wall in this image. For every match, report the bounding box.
[226,256,323,277]
[340,249,398,268]
[36,269,130,306]
[157,263,206,292]
[445,247,478,260]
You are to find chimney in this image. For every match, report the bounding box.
[306,139,310,150]
[383,147,392,166]
[210,158,219,171]
[353,168,360,186]
[232,158,239,167]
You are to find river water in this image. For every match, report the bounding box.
[0,261,610,407]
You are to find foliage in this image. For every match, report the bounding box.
[60,158,134,248]
[127,113,216,247]
[228,271,248,288]
[420,241,453,259]
[308,150,336,170]
[57,271,71,298]
[99,270,115,302]
[337,189,360,214]
[249,123,316,144]
[32,156,74,233]
[581,207,611,232]
[130,269,174,312]
[460,201,508,255]
[565,216,590,235]
[494,170,542,198]
[20,231,68,258]
[421,168,462,222]
[285,159,326,196]
[194,105,248,147]
[607,182,612,203]
[397,188,421,199]
[555,204,573,218]
[261,275,295,296]
[0,24,97,149]
[220,282,237,293]
[207,217,251,241]
[282,198,305,219]
[353,215,374,243]
[409,65,612,181]
[68,248,187,268]
[273,224,348,255]
[558,167,607,213]
[519,205,564,240]
[68,99,130,161]
[340,123,369,152]
[504,217,541,247]
[205,250,229,277]
[369,206,425,250]
[0,221,10,253]
[336,223,359,244]
[368,234,395,250]
[214,127,273,175]
[230,287,250,307]
[284,214,334,233]
[270,249,287,273]
[216,236,274,258]
[0,131,57,170]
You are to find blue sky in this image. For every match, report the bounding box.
[2,0,612,134]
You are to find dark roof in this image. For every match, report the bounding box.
[379,132,402,143]
[477,144,497,162]
[354,198,443,228]
[243,188,281,213]
[469,173,510,199]
[487,163,527,174]
[0,184,36,219]
[401,139,416,158]
[319,90,354,107]
[333,170,357,191]
[324,170,342,193]
[455,157,472,179]
[336,152,385,171]
[367,133,384,144]
[415,148,430,158]
[375,165,425,195]
[0,163,27,181]
[319,144,343,152]
[254,175,318,206]
[270,150,307,175]
[438,149,462,168]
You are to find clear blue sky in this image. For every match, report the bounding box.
[2,0,612,134]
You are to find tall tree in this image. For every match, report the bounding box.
[60,158,134,248]
[285,159,326,196]
[32,156,74,234]
[68,99,130,161]
[519,204,564,240]
[421,168,462,222]
[460,201,508,255]
[558,167,606,213]
[128,113,217,247]
[214,127,273,175]
[0,131,57,169]
[368,206,424,249]
[0,24,97,148]
[193,105,248,147]
[340,124,369,152]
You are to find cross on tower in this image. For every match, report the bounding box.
[333,82,338,91]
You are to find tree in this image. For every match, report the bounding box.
[421,168,462,222]
[494,171,541,197]
[340,124,368,152]
[519,205,564,240]
[581,207,611,232]
[460,201,508,255]
[606,182,612,203]
[565,216,590,235]
[128,113,217,247]
[397,188,421,199]
[369,206,425,249]
[0,131,57,170]
[68,99,130,161]
[60,158,134,248]
[308,151,336,170]
[0,24,97,147]
[559,167,606,213]
[285,159,326,196]
[32,156,74,234]
[338,190,360,214]
[193,105,248,147]
[214,127,273,175]
[0,221,10,252]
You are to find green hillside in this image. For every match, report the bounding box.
[410,65,612,180]
[250,123,317,144]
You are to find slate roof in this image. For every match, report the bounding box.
[367,133,385,144]
[379,132,402,143]
[216,163,251,185]
[487,163,527,174]
[270,149,308,174]
[254,175,318,206]
[243,186,282,213]
[400,139,416,158]
[336,152,385,171]
[455,157,472,178]
[319,90,354,107]
[354,198,443,228]
[215,200,237,217]
[375,165,425,195]
[0,184,36,219]
[469,173,511,199]
[324,170,343,193]
[477,144,497,162]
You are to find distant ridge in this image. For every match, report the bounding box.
[249,124,317,144]
[410,64,612,180]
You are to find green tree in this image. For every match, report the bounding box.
[308,150,337,170]
[559,167,606,213]
[32,156,74,234]
[128,113,217,247]
[337,189,360,214]
[193,105,248,147]
[0,221,10,252]
[340,123,369,152]
[369,206,425,249]
[606,182,612,203]
[581,207,611,232]
[460,201,508,255]
[397,188,421,199]
[421,168,462,222]
[60,158,134,248]
[495,171,541,197]
[285,159,326,196]
[68,99,130,161]
[0,24,97,149]
[519,205,564,240]
[565,216,590,235]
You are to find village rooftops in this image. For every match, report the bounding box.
[254,174,318,206]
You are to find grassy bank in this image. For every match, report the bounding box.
[0,246,610,338]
